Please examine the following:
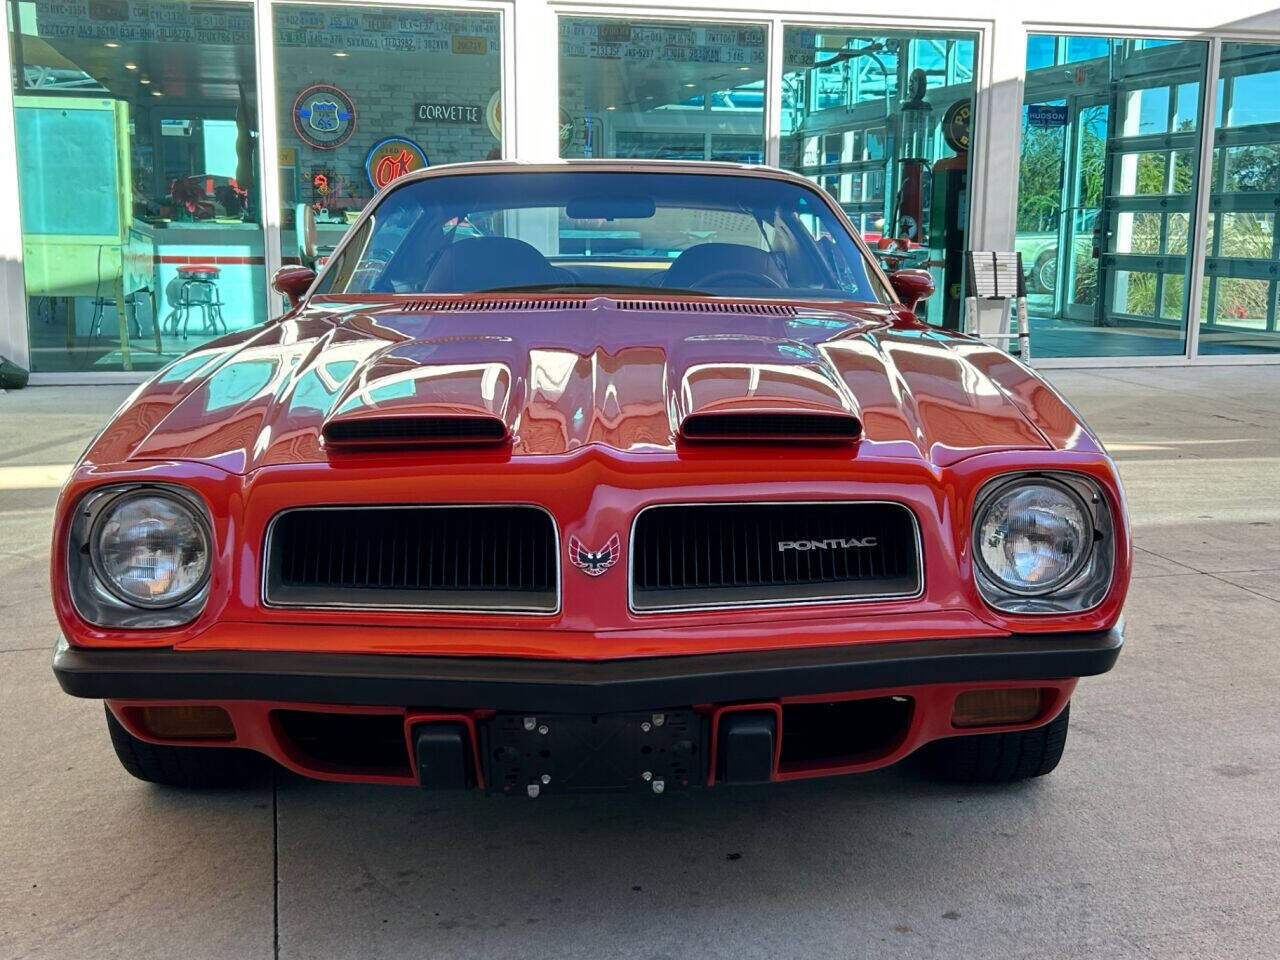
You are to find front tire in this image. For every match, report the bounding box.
[105,706,268,788]
[924,703,1070,783]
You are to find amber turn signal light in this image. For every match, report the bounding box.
[135,705,236,741]
[951,688,1044,728]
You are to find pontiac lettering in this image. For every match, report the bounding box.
[777,537,879,551]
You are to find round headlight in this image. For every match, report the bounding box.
[975,480,1092,596]
[90,491,211,608]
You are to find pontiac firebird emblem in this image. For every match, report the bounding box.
[568,534,621,576]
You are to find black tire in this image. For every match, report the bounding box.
[104,706,268,788]
[924,703,1070,783]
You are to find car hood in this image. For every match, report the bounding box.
[101,296,1092,474]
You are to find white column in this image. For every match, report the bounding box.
[510,0,560,161]
[255,0,285,314]
[1186,38,1221,360]
[969,15,1026,252]
[0,11,29,369]
[764,16,783,166]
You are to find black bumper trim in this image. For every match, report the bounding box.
[52,626,1122,713]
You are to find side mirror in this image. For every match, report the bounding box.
[888,269,935,313]
[272,265,316,308]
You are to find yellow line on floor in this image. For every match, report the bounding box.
[1107,438,1257,450]
[0,464,72,490]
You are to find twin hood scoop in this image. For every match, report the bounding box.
[124,298,1055,471]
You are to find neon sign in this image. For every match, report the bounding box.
[364,137,429,190]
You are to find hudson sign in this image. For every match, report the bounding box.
[414,102,482,124]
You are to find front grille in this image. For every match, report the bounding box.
[630,502,920,612]
[264,506,557,612]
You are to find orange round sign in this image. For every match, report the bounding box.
[365,137,428,190]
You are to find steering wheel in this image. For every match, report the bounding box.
[685,269,783,291]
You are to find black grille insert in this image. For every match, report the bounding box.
[631,502,920,611]
[323,415,507,448]
[265,506,557,612]
[681,412,861,442]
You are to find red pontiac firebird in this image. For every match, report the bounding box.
[52,161,1129,794]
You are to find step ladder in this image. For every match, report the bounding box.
[964,251,1031,361]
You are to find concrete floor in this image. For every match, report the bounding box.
[2,366,1277,960]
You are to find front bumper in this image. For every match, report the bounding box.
[53,626,1122,713]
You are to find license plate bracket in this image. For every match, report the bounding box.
[484,710,704,795]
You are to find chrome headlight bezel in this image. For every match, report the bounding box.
[67,484,213,628]
[971,472,1115,615]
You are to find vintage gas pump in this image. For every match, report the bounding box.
[929,99,972,330]
[894,68,933,247]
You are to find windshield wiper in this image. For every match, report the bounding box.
[475,283,712,297]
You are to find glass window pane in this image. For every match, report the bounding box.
[1125,86,1171,135]
[1066,37,1111,64]
[1212,277,1270,324]
[1161,273,1185,320]
[1167,212,1190,254]
[1227,72,1280,127]
[275,5,503,265]
[780,27,977,328]
[1114,212,1162,254]
[1113,270,1158,318]
[1019,35,1206,358]
[559,18,765,163]
[10,0,265,373]
[1173,82,1200,131]
[1026,35,1056,71]
[1218,212,1275,258]
[1222,144,1280,192]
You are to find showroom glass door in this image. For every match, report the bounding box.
[1198,42,1280,355]
[1016,93,1105,325]
[1060,98,1108,323]
[1096,41,1206,356]
[1020,36,1208,358]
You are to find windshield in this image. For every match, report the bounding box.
[314,171,888,303]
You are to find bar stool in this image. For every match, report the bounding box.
[165,264,227,338]
[89,293,145,341]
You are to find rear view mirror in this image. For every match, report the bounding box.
[565,196,656,221]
